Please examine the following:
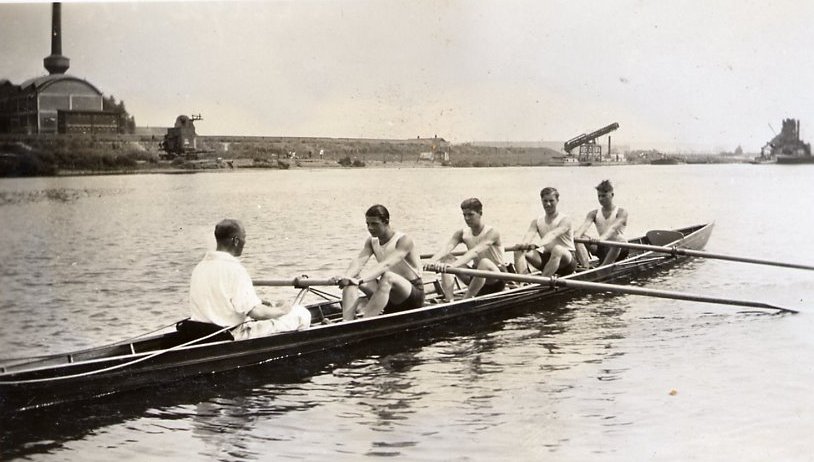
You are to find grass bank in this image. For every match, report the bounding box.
[0,134,562,177]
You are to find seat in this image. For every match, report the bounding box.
[175,319,234,343]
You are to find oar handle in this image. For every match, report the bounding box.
[254,277,339,288]
[420,244,525,260]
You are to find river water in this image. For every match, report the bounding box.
[1,164,813,461]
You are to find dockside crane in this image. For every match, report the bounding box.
[563,122,620,162]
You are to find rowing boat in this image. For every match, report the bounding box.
[0,223,714,414]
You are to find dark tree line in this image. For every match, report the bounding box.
[102,95,136,134]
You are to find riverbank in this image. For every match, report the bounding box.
[0,134,563,177]
[50,159,453,177]
[1,134,749,178]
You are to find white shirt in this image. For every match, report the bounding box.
[535,213,575,251]
[189,250,262,327]
[594,206,626,240]
[371,231,422,281]
[461,225,505,267]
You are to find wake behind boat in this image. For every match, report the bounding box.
[0,222,796,415]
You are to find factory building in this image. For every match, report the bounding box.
[0,3,122,135]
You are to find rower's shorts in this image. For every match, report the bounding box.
[383,278,425,314]
[536,249,577,276]
[592,245,629,263]
[477,278,506,296]
[464,262,508,295]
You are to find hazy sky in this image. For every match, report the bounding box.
[2,0,813,151]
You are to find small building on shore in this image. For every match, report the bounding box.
[159,115,203,158]
[0,3,123,135]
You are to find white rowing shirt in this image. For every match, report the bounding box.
[535,213,575,251]
[594,206,626,240]
[189,250,262,327]
[372,231,422,281]
[461,225,505,267]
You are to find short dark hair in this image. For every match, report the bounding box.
[460,197,483,214]
[595,180,614,193]
[540,187,559,199]
[365,204,390,223]
[214,219,243,242]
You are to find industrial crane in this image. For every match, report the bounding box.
[563,122,620,162]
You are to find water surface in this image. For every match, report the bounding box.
[1,165,812,461]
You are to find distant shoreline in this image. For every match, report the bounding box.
[2,133,750,178]
[50,161,450,177]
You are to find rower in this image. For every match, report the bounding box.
[336,204,424,320]
[426,198,507,301]
[574,179,629,268]
[513,186,577,276]
[188,219,311,340]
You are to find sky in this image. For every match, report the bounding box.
[2,0,814,152]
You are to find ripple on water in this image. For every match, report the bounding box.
[0,187,130,206]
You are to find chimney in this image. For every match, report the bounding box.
[43,2,70,75]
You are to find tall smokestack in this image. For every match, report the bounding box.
[43,2,70,75]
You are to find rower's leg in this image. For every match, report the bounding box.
[514,250,539,274]
[342,281,376,321]
[464,259,500,298]
[443,273,470,301]
[464,277,484,298]
[513,250,526,273]
[359,272,413,317]
[601,246,622,266]
[575,242,591,268]
[341,286,358,321]
[526,250,544,272]
[541,246,569,277]
[441,273,455,302]
[439,255,460,301]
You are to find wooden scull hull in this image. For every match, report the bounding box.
[0,223,713,415]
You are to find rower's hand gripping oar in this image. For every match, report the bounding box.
[424,265,799,314]
[575,231,814,272]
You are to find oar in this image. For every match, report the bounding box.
[420,245,525,260]
[254,277,339,288]
[575,236,814,271]
[424,265,798,314]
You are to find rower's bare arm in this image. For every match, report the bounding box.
[342,239,373,279]
[359,235,413,282]
[599,208,628,240]
[431,231,463,262]
[453,229,500,267]
[575,211,597,238]
[519,219,538,246]
[539,217,573,249]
